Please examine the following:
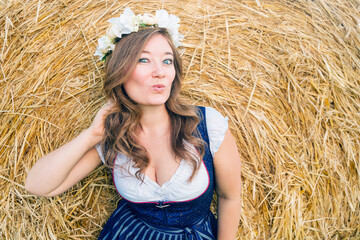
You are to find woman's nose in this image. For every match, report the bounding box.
[152,62,165,78]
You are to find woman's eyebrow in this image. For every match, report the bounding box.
[141,50,173,56]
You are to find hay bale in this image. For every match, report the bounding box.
[1,0,359,239]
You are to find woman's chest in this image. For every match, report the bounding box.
[112,154,210,203]
[139,136,180,186]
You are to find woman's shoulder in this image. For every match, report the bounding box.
[205,106,226,120]
[196,106,229,157]
[194,105,225,118]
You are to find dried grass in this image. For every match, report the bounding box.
[1,0,360,239]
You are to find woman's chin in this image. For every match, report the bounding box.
[136,96,170,107]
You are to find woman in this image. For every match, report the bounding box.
[25,8,241,240]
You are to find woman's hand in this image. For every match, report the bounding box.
[87,101,115,143]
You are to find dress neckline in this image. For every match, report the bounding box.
[143,159,185,188]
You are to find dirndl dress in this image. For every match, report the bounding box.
[98,106,217,240]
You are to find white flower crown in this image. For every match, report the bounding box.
[94,7,184,61]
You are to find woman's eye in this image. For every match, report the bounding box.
[139,58,149,63]
[163,59,173,65]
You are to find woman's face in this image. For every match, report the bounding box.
[123,34,176,107]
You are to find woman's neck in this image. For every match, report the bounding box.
[138,105,171,136]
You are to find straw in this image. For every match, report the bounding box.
[1,0,360,239]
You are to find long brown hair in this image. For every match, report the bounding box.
[102,27,204,181]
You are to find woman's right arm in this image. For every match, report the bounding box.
[25,103,113,197]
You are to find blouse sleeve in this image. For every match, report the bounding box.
[95,143,106,163]
[205,106,229,157]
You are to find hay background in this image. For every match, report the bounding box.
[1,0,360,239]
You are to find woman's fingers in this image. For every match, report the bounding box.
[89,101,115,140]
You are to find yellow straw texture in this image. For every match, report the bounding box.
[1,0,360,239]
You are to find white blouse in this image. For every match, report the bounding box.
[95,106,228,203]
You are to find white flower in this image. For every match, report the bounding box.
[141,13,158,25]
[167,14,180,35]
[119,7,137,34]
[107,7,138,38]
[98,35,115,51]
[107,18,124,38]
[156,9,170,28]
[155,9,183,47]
[94,35,115,60]
[171,32,184,48]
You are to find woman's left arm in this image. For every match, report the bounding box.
[213,129,241,240]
